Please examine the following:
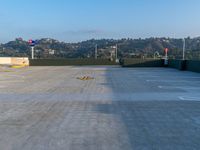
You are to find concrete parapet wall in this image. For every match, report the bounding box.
[29,59,118,66]
[11,58,29,66]
[0,57,29,66]
[121,59,163,67]
[186,60,200,73]
[168,60,186,70]
[0,57,11,65]
[169,59,200,73]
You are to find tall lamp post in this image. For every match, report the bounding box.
[115,44,119,63]
[31,46,34,59]
[29,39,36,59]
[95,44,98,59]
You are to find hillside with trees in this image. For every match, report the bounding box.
[0,37,200,59]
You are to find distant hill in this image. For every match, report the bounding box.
[0,37,200,59]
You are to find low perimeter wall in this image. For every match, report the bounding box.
[28,58,200,73]
[29,59,117,66]
[121,59,163,67]
[168,60,186,70]
[169,59,200,73]
[0,57,29,66]
[186,60,200,73]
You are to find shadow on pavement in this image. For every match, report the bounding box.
[94,67,200,150]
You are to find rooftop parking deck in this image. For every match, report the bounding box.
[0,66,200,150]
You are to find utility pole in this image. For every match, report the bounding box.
[183,38,186,60]
[31,46,34,59]
[110,51,113,61]
[95,44,98,59]
[115,44,118,62]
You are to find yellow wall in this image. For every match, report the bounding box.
[0,57,11,65]
[0,57,29,66]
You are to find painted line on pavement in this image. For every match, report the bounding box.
[147,79,200,83]
[178,96,200,101]
[158,86,200,90]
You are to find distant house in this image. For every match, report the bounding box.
[49,49,55,55]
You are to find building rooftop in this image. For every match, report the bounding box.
[0,66,200,149]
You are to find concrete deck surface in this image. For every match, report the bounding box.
[0,66,200,150]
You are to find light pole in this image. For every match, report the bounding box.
[115,44,118,62]
[29,39,35,59]
[95,44,98,59]
[31,46,34,59]
[183,38,186,60]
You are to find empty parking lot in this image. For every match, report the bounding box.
[0,66,200,150]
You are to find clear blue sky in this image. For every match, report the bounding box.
[0,0,200,43]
